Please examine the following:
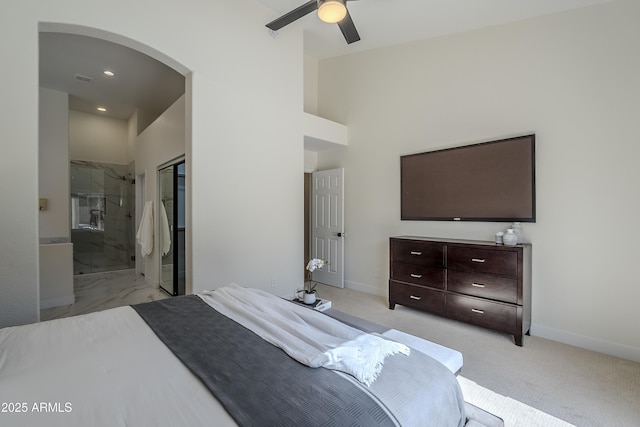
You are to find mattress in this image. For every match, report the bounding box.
[0,287,470,426]
[0,305,236,426]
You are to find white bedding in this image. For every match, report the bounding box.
[0,291,465,427]
[381,329,464,375]
[0,306,236,427]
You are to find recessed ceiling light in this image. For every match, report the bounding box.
[97,107,107,112]
[103,70,115,77]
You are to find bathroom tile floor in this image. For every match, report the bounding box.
[41,269,168,321]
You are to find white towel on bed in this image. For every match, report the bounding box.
[199,284,409,386]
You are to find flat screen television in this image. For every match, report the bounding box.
[401,134,535,222]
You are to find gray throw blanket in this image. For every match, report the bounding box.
[199,285,411,387]
[133,296,397,427]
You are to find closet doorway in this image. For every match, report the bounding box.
[159,159,186,296]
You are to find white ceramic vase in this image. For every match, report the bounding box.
[503,229,518,246]
[512,222,524,243]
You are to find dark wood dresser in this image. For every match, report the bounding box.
[389,236,532,346]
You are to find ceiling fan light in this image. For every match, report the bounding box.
[317,0,347,24]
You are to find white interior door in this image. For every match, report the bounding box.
[311,168,344,288]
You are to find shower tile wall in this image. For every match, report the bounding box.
[70,160,135,275]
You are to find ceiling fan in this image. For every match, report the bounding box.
[266,0,361,44]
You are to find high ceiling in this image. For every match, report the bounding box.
[38,1,613,122]
[39,32,185,123]
[258,0,614,59]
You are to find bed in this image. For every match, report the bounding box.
[0,284,500,426]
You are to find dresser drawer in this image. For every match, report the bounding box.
[391,262,445,289]
[448,270,517,303]
[389,281,445,315]
[446,294,516,333]
[448,246,518,277]
[391,240,445,267]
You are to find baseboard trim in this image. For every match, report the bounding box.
[345,280,386,297]
[40,294,75,309]
[344,280,640,364]
[532,323,640,363]
[145,276,160,288]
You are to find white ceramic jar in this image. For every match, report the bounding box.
[503,229,518,246]
[512,222,524,244]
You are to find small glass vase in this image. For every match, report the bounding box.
[503,229,518,246]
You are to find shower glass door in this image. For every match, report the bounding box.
[70,161,135,275]
[159,160,185,296]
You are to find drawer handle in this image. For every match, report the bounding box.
[410,274,423,278]
[410,295,422,301]
[471,308,484,314]
[471,258,486,263]
[410,251,422,256]
[471,283,486,288]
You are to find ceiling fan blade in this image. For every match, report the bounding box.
[337,10,360,44]
[266,0,318,31]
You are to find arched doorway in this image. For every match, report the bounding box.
[38,23,192,317]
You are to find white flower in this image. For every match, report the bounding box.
[306,258,326,272]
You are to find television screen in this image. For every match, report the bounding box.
[401,135,535,222]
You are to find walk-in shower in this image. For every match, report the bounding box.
[70,160,135,275]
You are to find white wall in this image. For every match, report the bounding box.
[39,88,74,310]
[188,19,302,296]
[317,0,640,361]
[127,110,138,162]
[69,110,129,164]
[39,88,70,239]
[304,55,319,115]
[135,95,185,288]
[39,243,74,308]
[0,0,303,327]
[304,150,318,172]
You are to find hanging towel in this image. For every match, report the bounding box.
[160,201,172,256]
[136,201,154,257]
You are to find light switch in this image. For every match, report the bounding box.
[39,198,48,211]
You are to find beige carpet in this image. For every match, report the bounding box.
[313,283,640,427]
[459,376,575,427]
[45,274,637,426]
